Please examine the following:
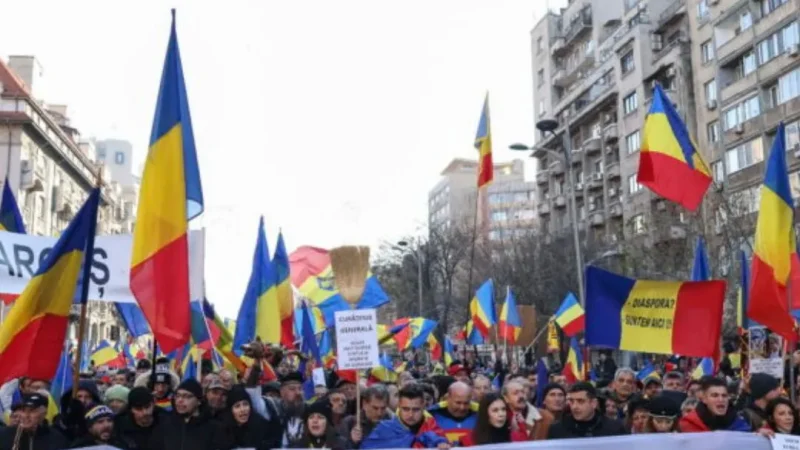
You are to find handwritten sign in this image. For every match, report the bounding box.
[335,309,379,370]
[772,433,800,450]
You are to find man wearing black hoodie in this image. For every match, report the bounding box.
[547,382,627,439]
[148,379,228,450]
[742,373,782,430]
[116,386,165,450]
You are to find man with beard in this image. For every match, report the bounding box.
[116,386,165,449]
[204,377,229,419]
[278,371,306,445]
[0,393,67,450]
[362,384,449,449]
[148,379,228,450]
[70,405,130,448]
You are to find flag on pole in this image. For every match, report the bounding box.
[0,181,25,233]
[475,93,493,188]
[444,337,456,366]
[562,337,584,383]
[691,237,711,281]
[498,287,522,344]
[273,231,295,348]
[470,279,496,337]
[553,292,585,337]
[748,122,800,341]
[130,10,204,354]
[737,251,755,331]
[637,84,711,211]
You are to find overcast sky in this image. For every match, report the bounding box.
[1,0,566,317]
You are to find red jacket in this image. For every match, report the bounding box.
[679,409,751,433]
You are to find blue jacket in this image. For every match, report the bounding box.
[361,416,448,449]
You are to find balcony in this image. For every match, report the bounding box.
[759,47,800,84]
[763,96,800,133]
[583,136,602,155]
[754,1,795,38]
[571,148,583,164]
[605,161,621,179]
[552,67,570,87]
[565,7,592,45]
[721,71,757,103]
[538,202,551,215]
[574,185,584,198]
[550,160,565,176]
[588,175,604,191]
[554,195,567,208]
[590,212,605,227]
[654,0,686,33]
[723,117,762,144]
[716,31,753,67]
[603,123,618,144]
[536,171,550,185]
[653,225,687,244]
[551,36,567,57]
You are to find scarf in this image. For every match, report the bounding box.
[695,402,738,430]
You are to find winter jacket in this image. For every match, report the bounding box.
[148,408,228,450]
[0,424,68,450]
[69,435,131,449]
[361,416,447,449]
[427,401,478,445]
[338,412,393,449]
[547,413,628,439]
[678,403,751,433]
[742,403,769,431]
[460,426,528,446]
[222,410,282,450]
[115,407,166,450]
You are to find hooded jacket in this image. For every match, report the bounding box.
[361,415,447,449]
[115,406,166,450]
[148,406,228,450]
[221,385,282,450]
[0,424,68,450]
[679,403,751,432]
[427,400,478,445]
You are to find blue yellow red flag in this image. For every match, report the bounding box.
[585,266,725,357]
[91,340,125,369]
[50,342,73,401]
[562,337,584,383]
[300,301,321,364]
[115,303,150,338]
[636,362,660,381]
[466,319,485,345]
[637,84,711,211]
[0,181,25,233]
[748,122,800,340]
[408,318,437,350]
[470,279,496,337]
[553,292,585,337]
[130,10,203,354]
[427,333,442,360]
[201,299,246,373]
[691,357,714,380]
[475,93,493,188]
[498,287,522,344]
[0,189,99,384]
[691,237,711,281]
[273,231,294,348]
[444,337,456,366]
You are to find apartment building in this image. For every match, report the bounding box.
[531,0,695,248]
[428,158,537,239]
[689,0,800,268]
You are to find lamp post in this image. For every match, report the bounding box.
[510,118,586,306]
[396,240,424,317]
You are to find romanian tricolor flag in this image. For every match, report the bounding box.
[0,181,25,233]
[370,352,398,384]
[637,84,711,211]
[427,334,442,361]
[691,357,714,380]
[130,10,203,354]
[319,330,335,369]
[636,362,660,381]
[273,232,295,348]
[444,337,456,366]
[585,266,725,357]
[0,188,99,384]
[91,340,125,369]
[465,320,485,345]
[470,279,496,337]
[748,122,800,341]
[562,337,584,384]
[202,299,246,373]
[498,287,521,344]
[377,321,410,347]
[408,318,437,350]
[554,292,585,337]
[115,303,150,338]
[475,93,493,188]
[295,303,327,338]
[290,246,389,326]
[234,217,281,348]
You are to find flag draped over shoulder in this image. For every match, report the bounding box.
[470,279,495,337]
[0,182,25,233]
[498,287,521,344]
[554,292,585,337]
[0,189,100,384]
[273,232,295,348]
[130,10,203,354]
[637,84,711,211]
[748,123,800,341]
[585,266,725,357]
[289,246,389,326]
[475,93,493,188]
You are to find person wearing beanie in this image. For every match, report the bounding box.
[540,383,566,421]
[148,378,228,450]
[221,385,282,450]
[743,373,782,430]
[645,395,680,433]
[70,404,130,449]
[290,400,345,449]
[115,386,165,450]
[104,384,130,414]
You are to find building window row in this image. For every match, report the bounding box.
[625,130,641,155]
[488,191,533,204]
[623,91,638,115]
[757,21,799,66]
[628,174,643,195]
[724,137,764,174]
[723,95,760,130]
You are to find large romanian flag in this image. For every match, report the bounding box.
[273,232,295,348]
[475,93,493,188]
[553,292,585,337]
[0,188,100,384]
[748,122,800,340]
[585,266,725,357]
[470,279,496,337]
[289,246,389,326]
[0,181,25,233]
[637,84,711,211]
[130,10,203,354]
[498,287,521,344]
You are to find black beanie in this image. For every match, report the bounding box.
[750,373,780,400]
[304,400,332,423]
[177,379,203,400]
[542,382,566,399]
[226,385,252,409]
[128,386,154,409]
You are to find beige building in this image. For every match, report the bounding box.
[531,0,696,249]
[428,158,537,239]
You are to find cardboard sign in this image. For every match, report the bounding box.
[334,309,379,370]
[771,433,800,450]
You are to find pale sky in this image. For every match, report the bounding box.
[1,0,566,318]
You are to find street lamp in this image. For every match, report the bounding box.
[510,117,586,306]
[396,240,424,317]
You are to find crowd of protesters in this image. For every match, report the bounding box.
[0,343,798,449]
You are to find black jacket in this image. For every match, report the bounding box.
[115,407,166,450]
[0,425,68,450]
[148,407,228,450]
[547,413,628,439]
[70,434,131,449]
[338,413,393,449]
[222,411,282,450]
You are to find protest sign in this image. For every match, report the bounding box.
[0,229,205,304]
[312,367,326,387]
[334,309,379,370]
[750,326,784,379]
[771,433,800,450]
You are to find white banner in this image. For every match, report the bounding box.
[0,229,205,304]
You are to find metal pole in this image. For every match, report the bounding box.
[561,120,586,306]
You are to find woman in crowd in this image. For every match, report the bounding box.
[625,396,649,434]
[290,400,346,449]
[222,385,282,450]
[763,397,800,435]
[462,392,528,446]
[644,396,680,433]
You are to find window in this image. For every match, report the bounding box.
[740,10,753,32]
[787,120,800,148]
[623,91,638,115]
[707,120,720,144]
[631,214,646,235]
[701,40,715,63]
[491,211,507,222]
[741,51,757,77]
[725,137,765,174]
[758,22,799,64]
[712,160,725,183]
[628,174,643,194]
[621,51,635,75]
[766,83,779,109]
[723,95,760,130]
[537,36,544,54]
[697,0,709,20]
[537,69,545,87]
[728,186,760,216]
[763,0,789,15]
[514,209,536,220]
[625,130,641,154]
[114,152,125,164]
[705,78,717,103]
[778,67,800,104]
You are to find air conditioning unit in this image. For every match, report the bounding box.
[735,123,745,134]
[575,183,584,191]
[788,44,799,57]
[707,99,717,110]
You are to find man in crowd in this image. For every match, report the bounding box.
[503,379,541,434]
[547,382,627,439]
[541,383,566,421]
[149,379,227,450]
[0,393,67,450]
[329,388,349,428]
[116,387,164,450]
[472,375,491,403]
[362,384,449,449]
[428,381,477,445]
[71,404,130,448]
[662,371,685,393]
[340,385,392,449]
[606,368,636,416]
[204,377,229,418]
[679,376,751,432]
[742,373,781,430]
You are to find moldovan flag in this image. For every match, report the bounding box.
[470,279,496,337]
[562,337,584,383]
[748,122,800,341]
[0,188,100,384]
[273,232,295,348]
[498,287,522,344]
[554,292,585,337]
[637,84,711,211]
[130,10,204,354]
[585,266,725,356]
[475,93,493,188]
